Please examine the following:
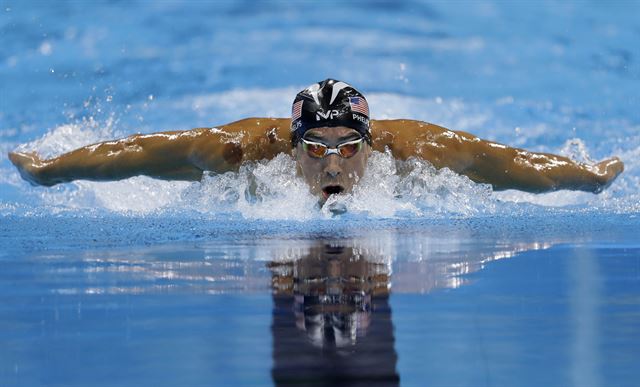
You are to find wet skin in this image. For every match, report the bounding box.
[8,117,624,196]
[294,126,370,201]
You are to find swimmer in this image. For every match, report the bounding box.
[8,79,624,202]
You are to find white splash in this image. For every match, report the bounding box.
[324,151,496,218]
[16,116,123,159]
[180,153,318,220]
[560,138,595,164]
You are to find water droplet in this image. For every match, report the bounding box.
[39,41,52,56]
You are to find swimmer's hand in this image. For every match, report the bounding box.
[8,151,54,186]
[592,157,624,193]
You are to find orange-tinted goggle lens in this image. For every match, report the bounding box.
[303,141,328,158]
[337,140,362,158]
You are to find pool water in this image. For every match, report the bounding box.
[2,217,639,386]
[1,1,639,386]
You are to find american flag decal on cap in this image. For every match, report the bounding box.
[348,97,369,117]
[291,100,303,121]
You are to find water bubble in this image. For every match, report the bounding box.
[560,138,594,164]
[39,41,53,56]
[326,202,347,215]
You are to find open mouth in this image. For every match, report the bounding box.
[322,185,345,199]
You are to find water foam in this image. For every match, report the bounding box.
[323,151,496,218]
[180,153,318,220]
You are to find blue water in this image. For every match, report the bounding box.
[1,1,640,386]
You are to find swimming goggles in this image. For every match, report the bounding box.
[301,137,364,159]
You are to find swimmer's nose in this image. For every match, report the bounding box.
[324,155,342,178]
[326,169,341,178]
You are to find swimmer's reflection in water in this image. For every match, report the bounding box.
[268,243,399,386]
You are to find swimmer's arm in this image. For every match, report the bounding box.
[8,130,206,186]
[8,118,292,187]
[453,135,624,193]
[371,119,624,193]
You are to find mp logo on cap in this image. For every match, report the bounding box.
[316,110,341,120]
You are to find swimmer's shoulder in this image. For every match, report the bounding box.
[371,119,448,133]
[190,118,290,140]
[370,119,448,150]
[218,117,290,133]
[192,118,292,160]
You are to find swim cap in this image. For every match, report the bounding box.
[290,79,371,147]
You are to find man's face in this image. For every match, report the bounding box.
[295,126,370,201]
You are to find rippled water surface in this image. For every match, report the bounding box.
[1,1,639,386]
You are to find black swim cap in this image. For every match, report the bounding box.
[290,79,371,148]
